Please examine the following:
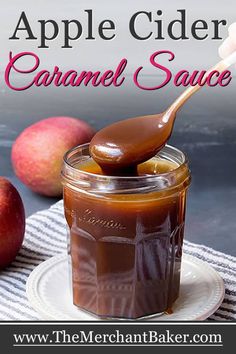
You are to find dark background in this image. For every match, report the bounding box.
[1,77,236,255]
[1,322,232,353]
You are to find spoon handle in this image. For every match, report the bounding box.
[168,51,236,115]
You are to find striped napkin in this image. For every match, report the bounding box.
[0,200,235,321]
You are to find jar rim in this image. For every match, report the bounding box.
[61,143,190,194]
[63,143,187,178]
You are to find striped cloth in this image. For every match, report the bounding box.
[0,200,235,321]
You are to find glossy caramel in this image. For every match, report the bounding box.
[89,113,174,174]
[64,157,189,318]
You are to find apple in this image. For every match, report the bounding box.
[0,178,25,269]
[11,116,95,196]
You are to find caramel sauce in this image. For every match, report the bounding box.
[77,156,178,175]
[89,112,175,175]
[165,308,174,315]
[64,63,223,317]
[64,157,189,318]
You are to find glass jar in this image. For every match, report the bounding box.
[61,143,191,319]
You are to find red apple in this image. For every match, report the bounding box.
[0,178,25,269]
[11,116,95,196]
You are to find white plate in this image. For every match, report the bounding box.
[26,253,224,321]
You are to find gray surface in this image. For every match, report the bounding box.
[1,78,236,256]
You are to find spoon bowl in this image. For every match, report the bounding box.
[90,51,236,174]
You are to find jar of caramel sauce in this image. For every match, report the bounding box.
[61,143,191,319]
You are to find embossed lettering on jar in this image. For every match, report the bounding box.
[61,144,191,319]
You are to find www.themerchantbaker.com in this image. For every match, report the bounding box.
[13,329,222,345]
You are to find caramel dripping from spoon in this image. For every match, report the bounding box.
[90,52,236,176]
